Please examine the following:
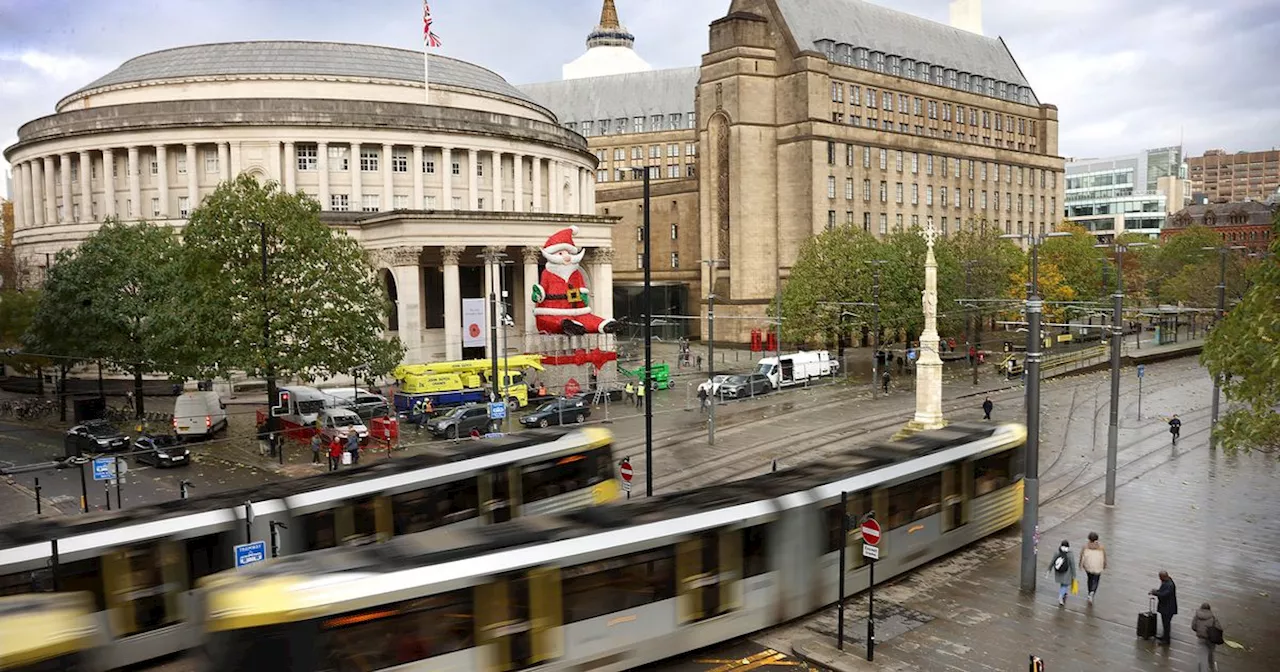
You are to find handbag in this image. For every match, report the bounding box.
[1070,578,1079,595]
[1207,624,1225,645]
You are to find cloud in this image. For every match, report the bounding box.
[1,0,1278,200]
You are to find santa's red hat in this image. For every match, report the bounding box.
[542,226,580,255]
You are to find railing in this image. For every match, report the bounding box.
[1040,345,1108,378]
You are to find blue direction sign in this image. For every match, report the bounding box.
[488,402,507,420]
[92,457,115,481]
[1137,364,1146,379]
[234,541,267,568]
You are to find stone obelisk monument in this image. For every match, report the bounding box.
[897,222,947,437]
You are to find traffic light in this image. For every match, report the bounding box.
[1029,655,1045,672]
[271,390,290,417]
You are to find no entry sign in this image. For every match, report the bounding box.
[619,458,633,491]
[861,518,882,546]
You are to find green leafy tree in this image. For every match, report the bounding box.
[1038,223,1104,301]
[1200,211,1280,454]
[24,219,185,416]
[0,290,48,382]
[776,226,883,345]
[180,175,403,387]
[1152,226,1251,307]
[945,228,1024,342]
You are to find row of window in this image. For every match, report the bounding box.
[632,252,682,269]
[819,41,1034,106]
[595,144,698,163]
[566,112,697,137]
[825,176,1055,214]
[828,112,1035,151]
[824,143,1057,191]
[597,164,696,182]
[831,83,1037,138]
[824,210,1052,239]
[53,194,198,222]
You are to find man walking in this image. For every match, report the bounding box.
[1079,531,1107,604]
[1149,571,1178,644]
[310,433,322,464]
[346,431,360,466]
[982,397,994,420]
[635,381,645,409]
[327,435,342,471]
[1169,415,1182,445]
[881,370,891,394]
[697,384,709,415]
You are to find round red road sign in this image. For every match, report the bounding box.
[564,378,581,396]
[619,459,633,483]
[861,518,882,546]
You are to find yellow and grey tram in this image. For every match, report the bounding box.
[0,592,101,672]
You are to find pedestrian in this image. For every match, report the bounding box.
[328,436,342,471]
[256,422,270,457]
[1168,414,1182,444]
[1190,602,1224,671]
[982,397,993,421]
[1148,571,1178,644]
[410,397,427,433]
[1046,540,1077,606]
[346,431,360,466]
[636,381,646,409]
[624,382,635,405]
[881,370,891,394]
[696,354,703,370]
[310,433,322,464]
[697,384,709,414]
[968,345,976,364]
[1078,531,1107,604]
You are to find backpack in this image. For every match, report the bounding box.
[1052,553,1067,572]
[1207,623,1225,645]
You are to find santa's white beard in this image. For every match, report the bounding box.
[544,251,583,280]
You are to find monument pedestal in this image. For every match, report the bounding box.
[896,222,947,439]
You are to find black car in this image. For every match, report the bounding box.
[719,373,772,399]
[134,434,191,468]
[64,420,130,456]
[520,397,590,429]
[428,405,496,439]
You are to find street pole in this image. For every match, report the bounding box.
[836,490,847,651]
[1105,246,1124,506]
[867,555,876,661]
[1019,239,1043,594]
[259,221,279,466]
[708,287,716,445]
[872,268,881,396]
[115,457,122,509]
[269,521,287,558]
[489,281,500,404]
[641,168,654,498]
[1211,248,1226,431]
[965,262,978,385]
[244,501,253,545]
[79,463,88,513]
[34,478,41,515]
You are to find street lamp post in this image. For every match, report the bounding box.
[964,260,978,385]
[867,260,887,396]
[1097,241,1149,505]
[1204,245,1246,431]
[633,167,654,497]
[256,221,280,464]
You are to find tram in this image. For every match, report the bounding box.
[0,592,101,671]
[0,427,617,670]
[198,422,1026,671]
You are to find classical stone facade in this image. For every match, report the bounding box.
[3,41,615,364]
[525,0,1065,343]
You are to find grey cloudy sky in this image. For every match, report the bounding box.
[2,0,1278,198]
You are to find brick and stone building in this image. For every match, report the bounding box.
[1162,201,1276,252]
[3,41,615,364]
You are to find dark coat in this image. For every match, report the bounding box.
[1153,578,1178,616]
[982,400,994,413]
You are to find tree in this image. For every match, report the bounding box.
[1038,223,1105,301]
[945,228,1024,342]
[1200,210,1280,454]
[776,226,883,346]
[1152,226,1250,307]
[180,175,403,387]
[1,199,14,289]
[24,219,185,417]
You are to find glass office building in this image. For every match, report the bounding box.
[1064,147,1190,242]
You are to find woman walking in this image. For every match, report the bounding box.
[1191,602,1223,671]
[1079,532,1107,605]
[1046,540,1077,606]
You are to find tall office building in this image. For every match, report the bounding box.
[1187,149,1280,204]
[1063,147,1190,241]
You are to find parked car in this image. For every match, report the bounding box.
[318,408,370,444]
[322,388,394,423]
[719,373,773,399]
[134,434,190,468]
[519,397,590,429]
[64,420,129,456]
[428,405,495,439]
[696,375,732,397]
[172,391,227,440]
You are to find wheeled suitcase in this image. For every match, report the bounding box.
[1137,596,1158,639]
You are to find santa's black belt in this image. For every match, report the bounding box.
[544,294,582,300]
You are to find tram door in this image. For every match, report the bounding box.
[475,568,562,671]
[482,467,517,524]
[941,464,971,532]
[101,541,186,637]
[676,529,743,624]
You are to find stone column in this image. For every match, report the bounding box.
[218,142,230,183]
[523,246,541,351]
[441,146,453,208]
[389,247,423,361]
[126,147,141,219]
[513,154,524,213]
[283,141,296,193]
[382,143,394,211]
[184,144,198,213]
[59,154,72,223]
[350,143,363,210]
[317,142,330,210]
[442,245,465,360]
[482,246,505,361]
[31,159,45,227]
[42,156,57,224]
[905,223,946,433]
[155,145,169,218]
[579,168,590,214]
[412,145,424,209]
[492,151,503,211]
[17,163,31,229]
[531,157,543,212]
[101,148,116,218]
[78,152,92,222]
[229,142,242,179]
[467,149,479,210]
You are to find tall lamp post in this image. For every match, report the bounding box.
[632,167,654,497]
[1203,245,1246,431]
[866,260,888,396]
[702,259,724,445]
[1003,231,1069,593]
[963,260,978,385]
[255,221,279,464]
[1095,241,1149,505]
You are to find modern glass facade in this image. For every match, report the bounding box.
[1064,147,1187,240]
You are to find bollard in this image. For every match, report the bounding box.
[34,478,41,515]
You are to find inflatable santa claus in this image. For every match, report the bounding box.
[531,226,617,335]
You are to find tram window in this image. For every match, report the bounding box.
[320,590,474,669]
[742,524,770,577]
[561,546,676,623]
[391,479,480,535]
[974,449,1020,495]
[186,533,231,585]
[303,510,336,550]
[351,497,378,542]
[58,558,106,611]
[0,569,45,597]
[120,543,179,635]
[822,492,869,553]
[522,446,612,504]
[886,473,942,529]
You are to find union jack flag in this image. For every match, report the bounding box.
[423,1,442,48]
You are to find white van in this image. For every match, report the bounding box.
[754,350,839,389]
[172,391,228,439]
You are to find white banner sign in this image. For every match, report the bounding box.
[462,298,487,348]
